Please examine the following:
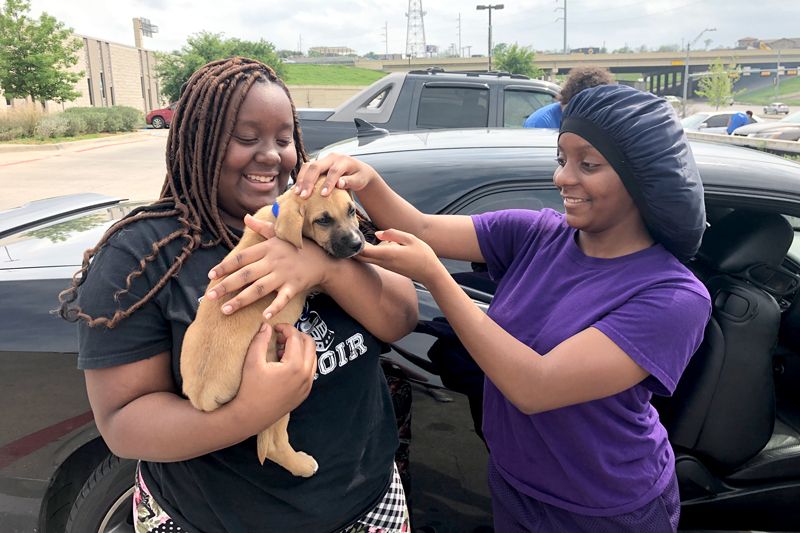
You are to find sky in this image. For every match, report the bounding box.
[24,0,800,57]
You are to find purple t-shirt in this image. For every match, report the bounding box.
[472,209,710,516]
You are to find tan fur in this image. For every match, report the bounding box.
[181,180,363,477]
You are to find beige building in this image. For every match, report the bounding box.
[2,33,163,114]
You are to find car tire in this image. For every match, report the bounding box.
[151,116,165,129]
[65,454,136,533]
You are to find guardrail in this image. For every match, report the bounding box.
[685,130,800,156]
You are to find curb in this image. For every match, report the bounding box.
[0,130,158,154]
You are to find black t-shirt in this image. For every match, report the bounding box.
[77,211,398,532]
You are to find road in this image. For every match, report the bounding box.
[0,129,168,211]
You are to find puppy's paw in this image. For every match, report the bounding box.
[293,452,319,478]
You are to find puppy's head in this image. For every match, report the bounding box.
[274,179,365,259]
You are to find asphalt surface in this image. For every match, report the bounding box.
[0,129,169,212]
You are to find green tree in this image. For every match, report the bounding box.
[695,58,741,110]
[0,0,82,108]
[492,43,543,78]
[155,31,285,104]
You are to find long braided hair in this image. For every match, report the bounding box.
[58,57,307,327]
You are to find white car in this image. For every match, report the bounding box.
[764,102,790,115]
[681,111,761,134]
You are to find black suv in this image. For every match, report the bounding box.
[296,68,560,153]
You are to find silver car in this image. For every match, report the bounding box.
[764,102,790,115]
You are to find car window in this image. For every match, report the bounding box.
[503,90,554,128]
[705,114,732,128]
[441,188,564,299]
[416,86,490,129]
[364,87,390,110]
[787,215,800,262]
[454,188,564,215]
[682,114,708,129]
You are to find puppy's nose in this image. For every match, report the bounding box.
[331,232,365,258]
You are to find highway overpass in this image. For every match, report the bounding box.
[355,48,800,96]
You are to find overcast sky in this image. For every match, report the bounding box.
[25,0,800,57]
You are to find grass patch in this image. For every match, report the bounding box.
[6,132,124,144]
[283,64,386,85]
[737,77,800,106]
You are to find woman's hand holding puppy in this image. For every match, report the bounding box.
[229,323,317,435]
[205,214,332,319]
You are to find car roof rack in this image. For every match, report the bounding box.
[407,67,530,80]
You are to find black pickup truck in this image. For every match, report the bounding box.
[296,68,560,153]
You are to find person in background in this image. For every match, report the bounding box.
[745,110,756,124]
[727,111,749,134]
[523,66,615,128]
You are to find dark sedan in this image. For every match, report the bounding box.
[2,128,800,532]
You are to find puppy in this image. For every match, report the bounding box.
[181,179,365,477]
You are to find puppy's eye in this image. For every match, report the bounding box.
[314,214,332,226]
[348,205,356,217]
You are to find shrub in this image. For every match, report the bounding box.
[63,114,87,136]
[0,106,43,138]
[108,106,144,131]
[63,106,143,132]
[34,115,70,138]
[0,127,26,141]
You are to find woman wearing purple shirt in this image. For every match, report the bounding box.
[277,85,711,531]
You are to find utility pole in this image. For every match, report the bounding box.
[457,13,462,58]
[381,22,389,55]
[554,0,567,53]
[681,27,716,118]
[476,4,504,71]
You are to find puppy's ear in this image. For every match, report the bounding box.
[274,197,305,249]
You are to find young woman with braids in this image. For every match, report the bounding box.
[58,57,418,533]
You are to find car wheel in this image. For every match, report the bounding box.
[65,454,136,533]
[151,116,165,129]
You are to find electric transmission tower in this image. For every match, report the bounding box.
[405,0,427,58]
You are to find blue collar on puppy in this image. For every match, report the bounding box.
[271,202,279,218]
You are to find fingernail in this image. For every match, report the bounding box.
[300,189,308,198]
[208,270,217,280]
[260,323,268,332]
[222,305,232,314]
[321,187,328,195]
[206,290,217,299]
[264,312,272,321]
[375,230,384,238]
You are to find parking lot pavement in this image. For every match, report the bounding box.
[0,129,168,212]
[409,385,493,533]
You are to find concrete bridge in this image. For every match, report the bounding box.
[355,48,800,96]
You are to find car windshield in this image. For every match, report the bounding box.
[780,112,800,124]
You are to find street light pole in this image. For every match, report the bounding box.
[476,4,504,71]
[681,27,716,118]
